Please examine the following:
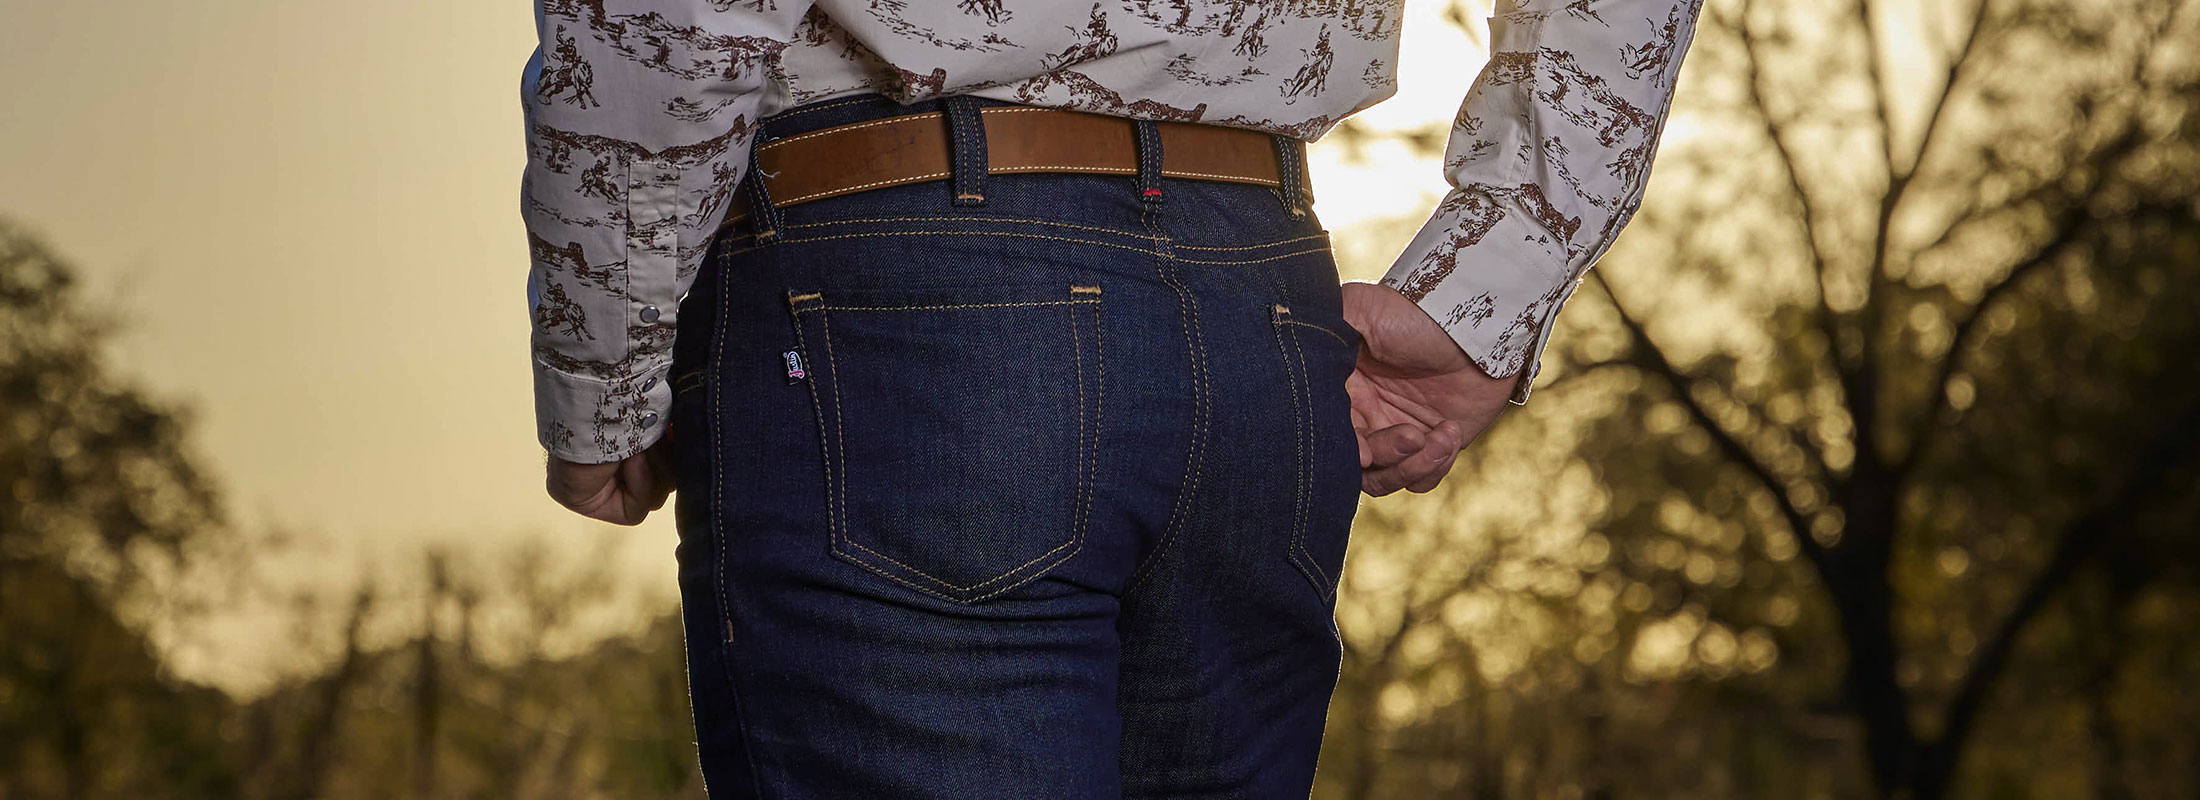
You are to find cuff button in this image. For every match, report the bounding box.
[640,412,660,429]
[639,305,661,324]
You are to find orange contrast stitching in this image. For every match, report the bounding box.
[777,172,953,206]
[759,113,943,151]
[1173,233,1331,252]
[803,287,1104,599]
[1282,318,1355,349]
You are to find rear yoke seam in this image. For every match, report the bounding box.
[727,232,1331,266]
[741,215,1318,254]
[724,230,1160,259]
[816,299,1096,312]
[773,215,1165,239]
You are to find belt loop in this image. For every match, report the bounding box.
[744,129,786,242]
[1272,134,1310,218]
[1133,119,1165,207]
[943,95,988,207]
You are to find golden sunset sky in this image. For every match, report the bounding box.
[0,0,1494,688]
[0,0,1965,695]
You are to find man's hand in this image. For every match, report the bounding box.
[546,434,675,525]
[1343,282,1517,496]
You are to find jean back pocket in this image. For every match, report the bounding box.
[786,283,1104,603]
[1270,299,1363,603]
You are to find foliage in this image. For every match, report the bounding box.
[0,221,707,800]
[5,0,2200,795]
[1314,0,2200,797]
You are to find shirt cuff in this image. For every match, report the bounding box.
[1378,185,1581,405]
[532,359,672,464]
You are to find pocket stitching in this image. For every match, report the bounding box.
[1274,301,1362,351]
[1274,304,1341,602]
[790,296,958,605]
[1280,317,1356,349]
[822,304,1083,596]
[792,288,1102,603]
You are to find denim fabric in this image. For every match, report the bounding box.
[666,92,1363,799]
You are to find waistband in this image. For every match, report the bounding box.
[726,92,1315,241]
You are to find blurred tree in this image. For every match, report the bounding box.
[9,0,2200,792]
[0,220,706,800]
[248,539,703,800]
[1318,0,2200,797]
[0,221,238,798]
[0,220,227,592]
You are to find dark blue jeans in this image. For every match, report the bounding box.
[667,93,1363,799]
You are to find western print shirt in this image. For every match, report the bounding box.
[522,0,1704,464]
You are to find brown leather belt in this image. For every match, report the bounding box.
[723,106,1308,229]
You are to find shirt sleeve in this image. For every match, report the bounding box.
[522,0,818,464]
[1377,0,1703,403]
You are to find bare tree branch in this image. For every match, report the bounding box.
[1917,401,2200,796]
[1912,0,2172,275]
[1721,378,1838,489]
[1857,0,1989,300]
[1545,329,1838,487]
[1897,90,2162,479]
[278,587,376,800]
[1895,0,1993,186]
[1909,174,2061,265]
[1593,272,1841,586]
[1857,0,1901,181]
[1856,0,1899,371]
[1894,210,2084,479]
[1856,0,1992,472]
[1531,358,1636,396]
[1729,0,1848,382]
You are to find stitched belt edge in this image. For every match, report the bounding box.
[721,106,1309,230]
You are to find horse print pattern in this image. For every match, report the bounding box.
[522,0,1703,463]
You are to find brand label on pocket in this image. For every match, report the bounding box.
[783,349,808,382]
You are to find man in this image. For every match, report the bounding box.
[522,0,1698,795]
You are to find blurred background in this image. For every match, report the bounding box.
[3,0,2197,796]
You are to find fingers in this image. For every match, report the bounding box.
[1360,420,1463,497]
[646,427,677,473]
[1400,448,1457,494]
[622,447,662,505]
[645,434,679,509]
[1351,407,1373,468]
[616,456,659,523]
[1360,422,1426,471]
[547,458,620,515]
[547,450,673,526]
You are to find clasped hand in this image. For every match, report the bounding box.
[1339,281,1512,496]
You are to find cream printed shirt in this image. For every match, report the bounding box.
[523,0,1704,463]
